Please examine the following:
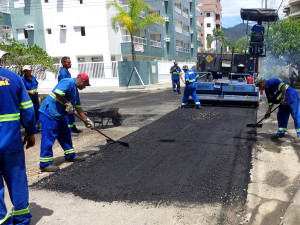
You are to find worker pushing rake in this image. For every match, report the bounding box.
[246,78,300,143]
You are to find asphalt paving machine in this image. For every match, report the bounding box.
[193,8,278,106]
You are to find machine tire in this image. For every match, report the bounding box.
[112,113,123,126]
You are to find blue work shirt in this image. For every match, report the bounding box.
[185,70,199,89]
[58,67,71,82]
[39,78,82,120]
[0,68,36,153]
[170,66,182,80]
[22,75,39,102]
[266,78,298,106]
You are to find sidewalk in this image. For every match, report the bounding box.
[38,81,173,95]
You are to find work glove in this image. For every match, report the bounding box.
[280,96,287,106]
[64,102,74,114]
[264,110,271,119]
[85,117,94,128]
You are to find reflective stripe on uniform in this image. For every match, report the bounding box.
[64,149,75,155]
[195,102,200,105]
[0,213,10,224]
[296,129,300,132]
[12,205,30,216]
[268,102,273,106]
[181,103,187,106]
[19,100,33,110]
[54,89,65,96]
[276,85,289,101]
[0,113,20,122]
[278,127,287,131]
[278,83,284,91]
[68,122,76,128]
[74,105,82,109]
[49,92,64,104]
[40,157,53,162]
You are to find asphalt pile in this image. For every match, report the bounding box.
[33,106,257,207]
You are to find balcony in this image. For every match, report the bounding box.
[174,7,181,14]
[121,35,147,45]
[150,40,162,48]
[182,11,189,18]
[196,21,201,27]
[175,26,182,34]
[183,30,189,36]
[176,46,183,52]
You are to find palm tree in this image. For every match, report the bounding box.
[107,0,164,61]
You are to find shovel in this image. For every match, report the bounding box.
[73,113,129,148]
[246,104,280,128]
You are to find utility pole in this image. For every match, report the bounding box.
[265,0,267,8]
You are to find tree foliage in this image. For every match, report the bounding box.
[229,36,247,54]
[107,0,164,61]
[268,18,300,69]
[206,28,229,52]
[0,34,58,75]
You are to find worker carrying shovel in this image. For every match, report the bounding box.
[255,77,300,142]
[38,73,94,172]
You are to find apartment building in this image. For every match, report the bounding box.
[198,0,221,51]
[283,0,300,19]
[0,0,202,65]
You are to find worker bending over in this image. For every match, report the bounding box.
[39,73,94,172]
[181,65,201,109]
[255,78,300,142]
[21,65,40,131]
[0,64,36,225]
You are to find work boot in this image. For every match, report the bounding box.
[65,157,85,163]
[40,165,60,172]
[293,136,300,143]
[271,133,285,140]
[196,105,201,109]
[72,127,82,133]
[177,90,181,94]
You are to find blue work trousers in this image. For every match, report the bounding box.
[172,79,180,93]
[0,150,31,225]
[66,114,77,131]
[181,86,200,108]
[39,110,76,169]
[31,94,40,129]
[277,96,300,136]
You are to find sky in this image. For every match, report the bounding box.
[221,0,287,28]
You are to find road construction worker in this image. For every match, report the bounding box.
[21,65,40,132]
[170,61,184,94]
[181,65,201,109]
[0,58,36,225]
[255,78,300,142]
[39,73,94,172]
[57,56,82,133]
[249,20,265,55]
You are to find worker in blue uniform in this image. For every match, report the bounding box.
[170,61,184,94]
[39,73,94,172]
[249,20,265,55]
[255,78,300,142]
[0,62,36,225]
[57,56,82,133]
[21,65,40,132]
[181,65,201,109]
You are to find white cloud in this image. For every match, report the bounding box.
[221,0,285,18]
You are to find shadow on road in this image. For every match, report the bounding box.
[30,202,53,225]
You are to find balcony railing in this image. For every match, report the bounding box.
[175,26,182,33]
[182,11,189,18]
[197,21,201,27]
[174,7,181,14]
[150,40,162,48]
[183,30,189,36]
[121,35,147,45]
[183,48,190,53]
[176,46,183,52]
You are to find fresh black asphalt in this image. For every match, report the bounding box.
[33,90,257,222]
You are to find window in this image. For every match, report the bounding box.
[46,28,52,34]
[45,0,48,2]
[206,12,210,17]
[207,34,211,37]
[207,23,211,28]
[81,27,85,36]
[17,29,28,40]
[79,0,83,4]
[14,0,25,8]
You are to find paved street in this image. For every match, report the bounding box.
[5,87,300,225]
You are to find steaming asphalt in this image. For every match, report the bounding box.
[33,90,257,223]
